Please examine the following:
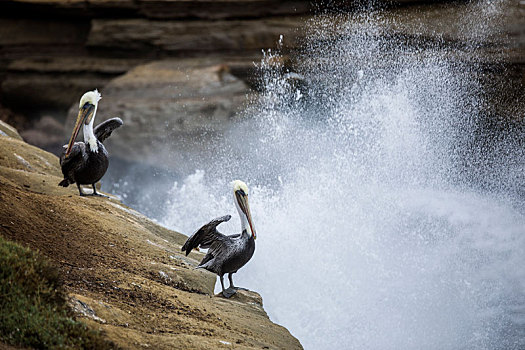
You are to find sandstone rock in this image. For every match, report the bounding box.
[137,0,311,19]
[65,59,253,169]
[0,120,23,140]
[0,11,305,112]
[87,17,307,53]
[0,122,303,349]
[1,0,311,19]
[2,58,147,110]
[216,289,264,306]
[0,19,88,47]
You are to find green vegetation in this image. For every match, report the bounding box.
[0,236,114,349]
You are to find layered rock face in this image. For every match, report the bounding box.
[0,0,311,154]
[0,121,303,349]
[0,0,309,112]
[0,0,523,168]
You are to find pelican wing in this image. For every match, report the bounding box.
[94,117,123,143]
[181,215,231,256]
[59,142,87,185]
[60,142,85,166]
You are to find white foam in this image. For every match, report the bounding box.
[160,4,524,350]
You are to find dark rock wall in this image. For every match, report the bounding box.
[0,1,314,113]
[0,0,316,152]
[0,0,523,160]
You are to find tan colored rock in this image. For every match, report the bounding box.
[0,120,23,140]
[0,122,303,350]
[65,59,253,169]
[0,11,304,110]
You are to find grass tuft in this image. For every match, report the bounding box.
[0,236,116,349]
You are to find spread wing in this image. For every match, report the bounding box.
[94,117,123,143]
[181,215,231,256]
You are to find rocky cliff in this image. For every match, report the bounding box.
[1,0,522,159]
[0,121,302,349]
[0,0,312,154]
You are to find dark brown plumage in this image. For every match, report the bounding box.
[59,117,122,196]
[182,181,256,298]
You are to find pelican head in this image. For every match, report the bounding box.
[232,180,256,239]
[65,89,102,157]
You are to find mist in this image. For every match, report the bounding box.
[106,6,524,350]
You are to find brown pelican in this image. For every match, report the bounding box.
[182,180,256,298]
[59,90,123,196]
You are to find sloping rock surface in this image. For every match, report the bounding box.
[0,122,302,350]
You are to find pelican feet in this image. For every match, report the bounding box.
[79,191,108,198]
[88,192,109,198]
[89,192,109,198]
[77,184,108,197]
[91,184,108,197]
[222,287,237,298]
[221,287,250,298]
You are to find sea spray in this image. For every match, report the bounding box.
[159,8,525,350]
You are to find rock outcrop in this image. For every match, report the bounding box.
[0,0,311,156]
[0,121,303,350]
[64,59,252,169]
[0,0,308,114]
[0,0,523,169]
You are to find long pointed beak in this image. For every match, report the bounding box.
[242,195,256,240]
[65,104,94,157]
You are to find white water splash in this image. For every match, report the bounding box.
[160,9,525,350]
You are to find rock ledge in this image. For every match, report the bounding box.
[0,121,302,350]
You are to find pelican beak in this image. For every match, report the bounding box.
[237,190,256,239]
[245,199,256,240]
[65,102,95,157]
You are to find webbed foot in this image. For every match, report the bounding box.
[90,184,108,197]
[90,192,108,198]
[80,191,108,197]
[222,287,237,298]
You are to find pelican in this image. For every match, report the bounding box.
[59,89,123,196]
[182,180,256,298]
